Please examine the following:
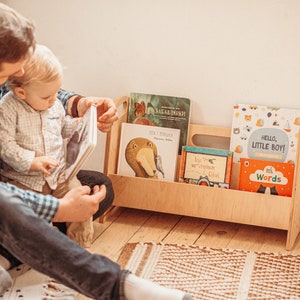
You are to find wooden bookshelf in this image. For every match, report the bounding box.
[104,96,300,250]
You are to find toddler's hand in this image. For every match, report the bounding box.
[30,156,59,175]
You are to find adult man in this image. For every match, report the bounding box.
[0,3,193,300]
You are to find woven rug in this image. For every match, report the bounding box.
[117,242,300,300]
[1,264,78,299]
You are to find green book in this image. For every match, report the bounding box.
[128,92,191,154]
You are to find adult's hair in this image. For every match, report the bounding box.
[0,3,35,65]
[8,44,63,90]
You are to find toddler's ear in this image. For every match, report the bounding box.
[14,87,26,99]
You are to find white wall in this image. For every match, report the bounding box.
[5,0,300,169]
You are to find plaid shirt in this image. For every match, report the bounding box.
[0,182,59,222]
[0,92,78,191]
[0,84,77,221]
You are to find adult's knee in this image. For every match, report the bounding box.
[76,170,114,219]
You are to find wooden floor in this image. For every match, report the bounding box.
[77,206,300,300]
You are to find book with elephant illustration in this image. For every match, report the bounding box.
[65,105,97,180]
[128,92,191,155]
[117,123,180,181]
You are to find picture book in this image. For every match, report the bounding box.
[117,123,180,181]
[179,146,233,188]
[239,158,295,197]
[65,105,97,180]
[230,104,300,163]
[128,92,191,154]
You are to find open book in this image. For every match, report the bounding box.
[65,105,97,180]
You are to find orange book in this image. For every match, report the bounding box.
[239,158,295,197]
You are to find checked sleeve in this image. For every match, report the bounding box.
[0,182,59,222]
[57,88,76,112]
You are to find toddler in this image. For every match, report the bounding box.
[0,44,93,248]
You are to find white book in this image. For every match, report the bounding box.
[65,105,97,180]
[118,123,180,181]
[229,103,300,163]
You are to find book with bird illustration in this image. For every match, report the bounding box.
[117,123,180,182]
[128,92,191,155]
[179,146,233,188]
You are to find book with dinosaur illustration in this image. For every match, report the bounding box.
[239,158,295,197]
[230,104,300,163]
[179,146,233,188]
[117,123,180,181]
[128,92,191,154]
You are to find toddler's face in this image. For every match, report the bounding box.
[20,78,62,111]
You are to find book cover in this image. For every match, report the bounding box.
[239,158,295,197]
[179,146,233,188]
[117,123,180,181]
[128,92,191,154]
[65,105,97,180]
[230,104,300,163]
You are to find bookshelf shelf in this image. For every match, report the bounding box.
[104,96,300,250]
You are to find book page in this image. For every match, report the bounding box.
[65,105,97,180]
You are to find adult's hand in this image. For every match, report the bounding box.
[77,97,118,132]
[52,184,107,222]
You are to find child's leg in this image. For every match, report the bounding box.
[53,177,94,248]
[65,218,94,248]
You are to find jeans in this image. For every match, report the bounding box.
[0,187,128,300]
[1,170,115,263]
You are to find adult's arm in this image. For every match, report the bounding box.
[57,88,76,110]
[52,184,107,222]
[66,95,119,132]
[0,84,75,104]
[0,182,106,223]
[0,85,76,110]
[1,85,118,132]
[0,182,59,222]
